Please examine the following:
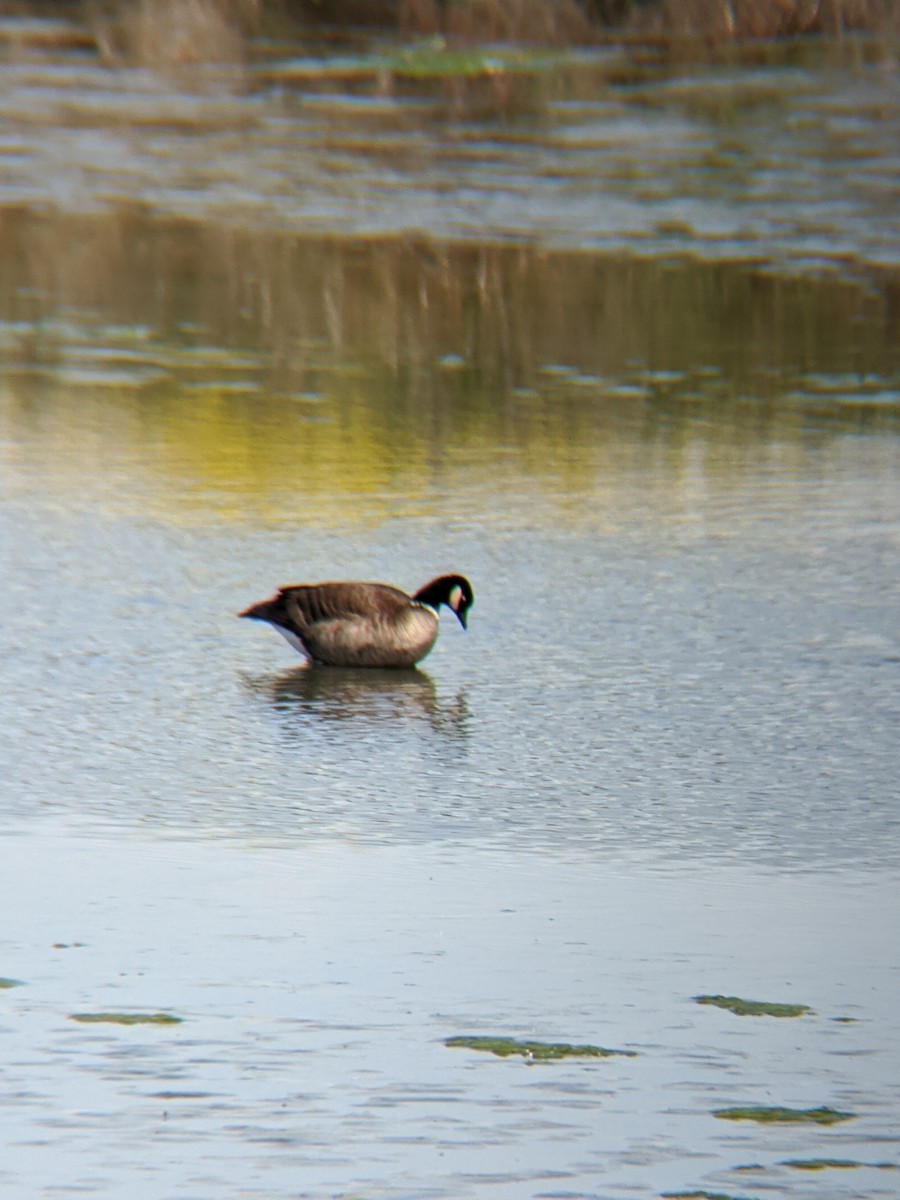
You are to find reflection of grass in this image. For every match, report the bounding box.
[70,1012,183,1025]
[2,211,897,528]
[0,977,25,989]
[446,1035,637,1060]
[714,1106,855,1125]
[694,994,811,1017]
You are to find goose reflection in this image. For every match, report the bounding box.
[241,665,470,738]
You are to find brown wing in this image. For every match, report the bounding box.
[280,582,412,632]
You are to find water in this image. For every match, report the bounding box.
[3,836,899,1200]
[1,16,899,1200]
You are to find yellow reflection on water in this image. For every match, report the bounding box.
[1,209,897,529]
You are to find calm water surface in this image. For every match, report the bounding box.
[1,17,899,1200]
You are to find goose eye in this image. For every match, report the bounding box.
[449,585,462,610]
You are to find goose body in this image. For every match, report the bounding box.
[239,574,473,668]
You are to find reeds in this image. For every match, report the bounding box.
[85,0,262,65]
[0,0,892,67]
[623,0,900,41]
[313,0,899,42]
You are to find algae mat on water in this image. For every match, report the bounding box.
[445,1036,637,1060]
[69,1011,183,1026]
[694,994,811,1017]
[714,1105,855,1125]
[781,1158,898,1171]
[662,1191,760,1200]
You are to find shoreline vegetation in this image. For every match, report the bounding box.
[0,0,896,68]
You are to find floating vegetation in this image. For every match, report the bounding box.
[662,1191,760,1200]
[781,1158,897,1171]
[714,1105,855,1125]
[384,41,568,81]
[694,994,811,1018]
[445,1035,637,1060]
[69,1011,183,1026]
[0,977,25,989]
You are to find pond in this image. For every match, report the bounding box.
[0,16,898,1200]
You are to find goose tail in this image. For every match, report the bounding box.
[239,597,281,622]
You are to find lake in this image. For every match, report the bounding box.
[0,16,898,1200]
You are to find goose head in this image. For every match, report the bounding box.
[413,574,474,630]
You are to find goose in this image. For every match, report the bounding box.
[239,574,473,668]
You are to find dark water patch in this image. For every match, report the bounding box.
[694,994,811,1017]
[151,1090,218,1099]
[445,1035,638,1060]
[713,1105,855,1125]
[0,976,25,988]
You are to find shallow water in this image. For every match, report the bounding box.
[1,14,899,1200]
[1,26,899,266]
[3,837,899,1200]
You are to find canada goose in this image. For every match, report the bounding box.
[239,574,473,668]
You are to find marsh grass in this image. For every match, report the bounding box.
[2,0,895,68]
[398,0,596,44]
[623,0,900,41]
[308,0,899,43]
[85,0,262,65]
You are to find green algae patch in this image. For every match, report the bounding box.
[714,1105,854,1126]
[69,1011,183,1026]
[0,977,25,989]
[445,1035,636,1060]
[694,994,811,1018]
[385,42,568,81]
[661,1192,760,1199]
[781,1158,897,1171]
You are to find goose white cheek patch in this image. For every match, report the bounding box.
[449,585,462,611]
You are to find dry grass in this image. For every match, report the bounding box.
[292,0,899,42]
[0,0,893,68]
[398,0,596,45]
[624,0,900,40]
[85,0,262,66]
